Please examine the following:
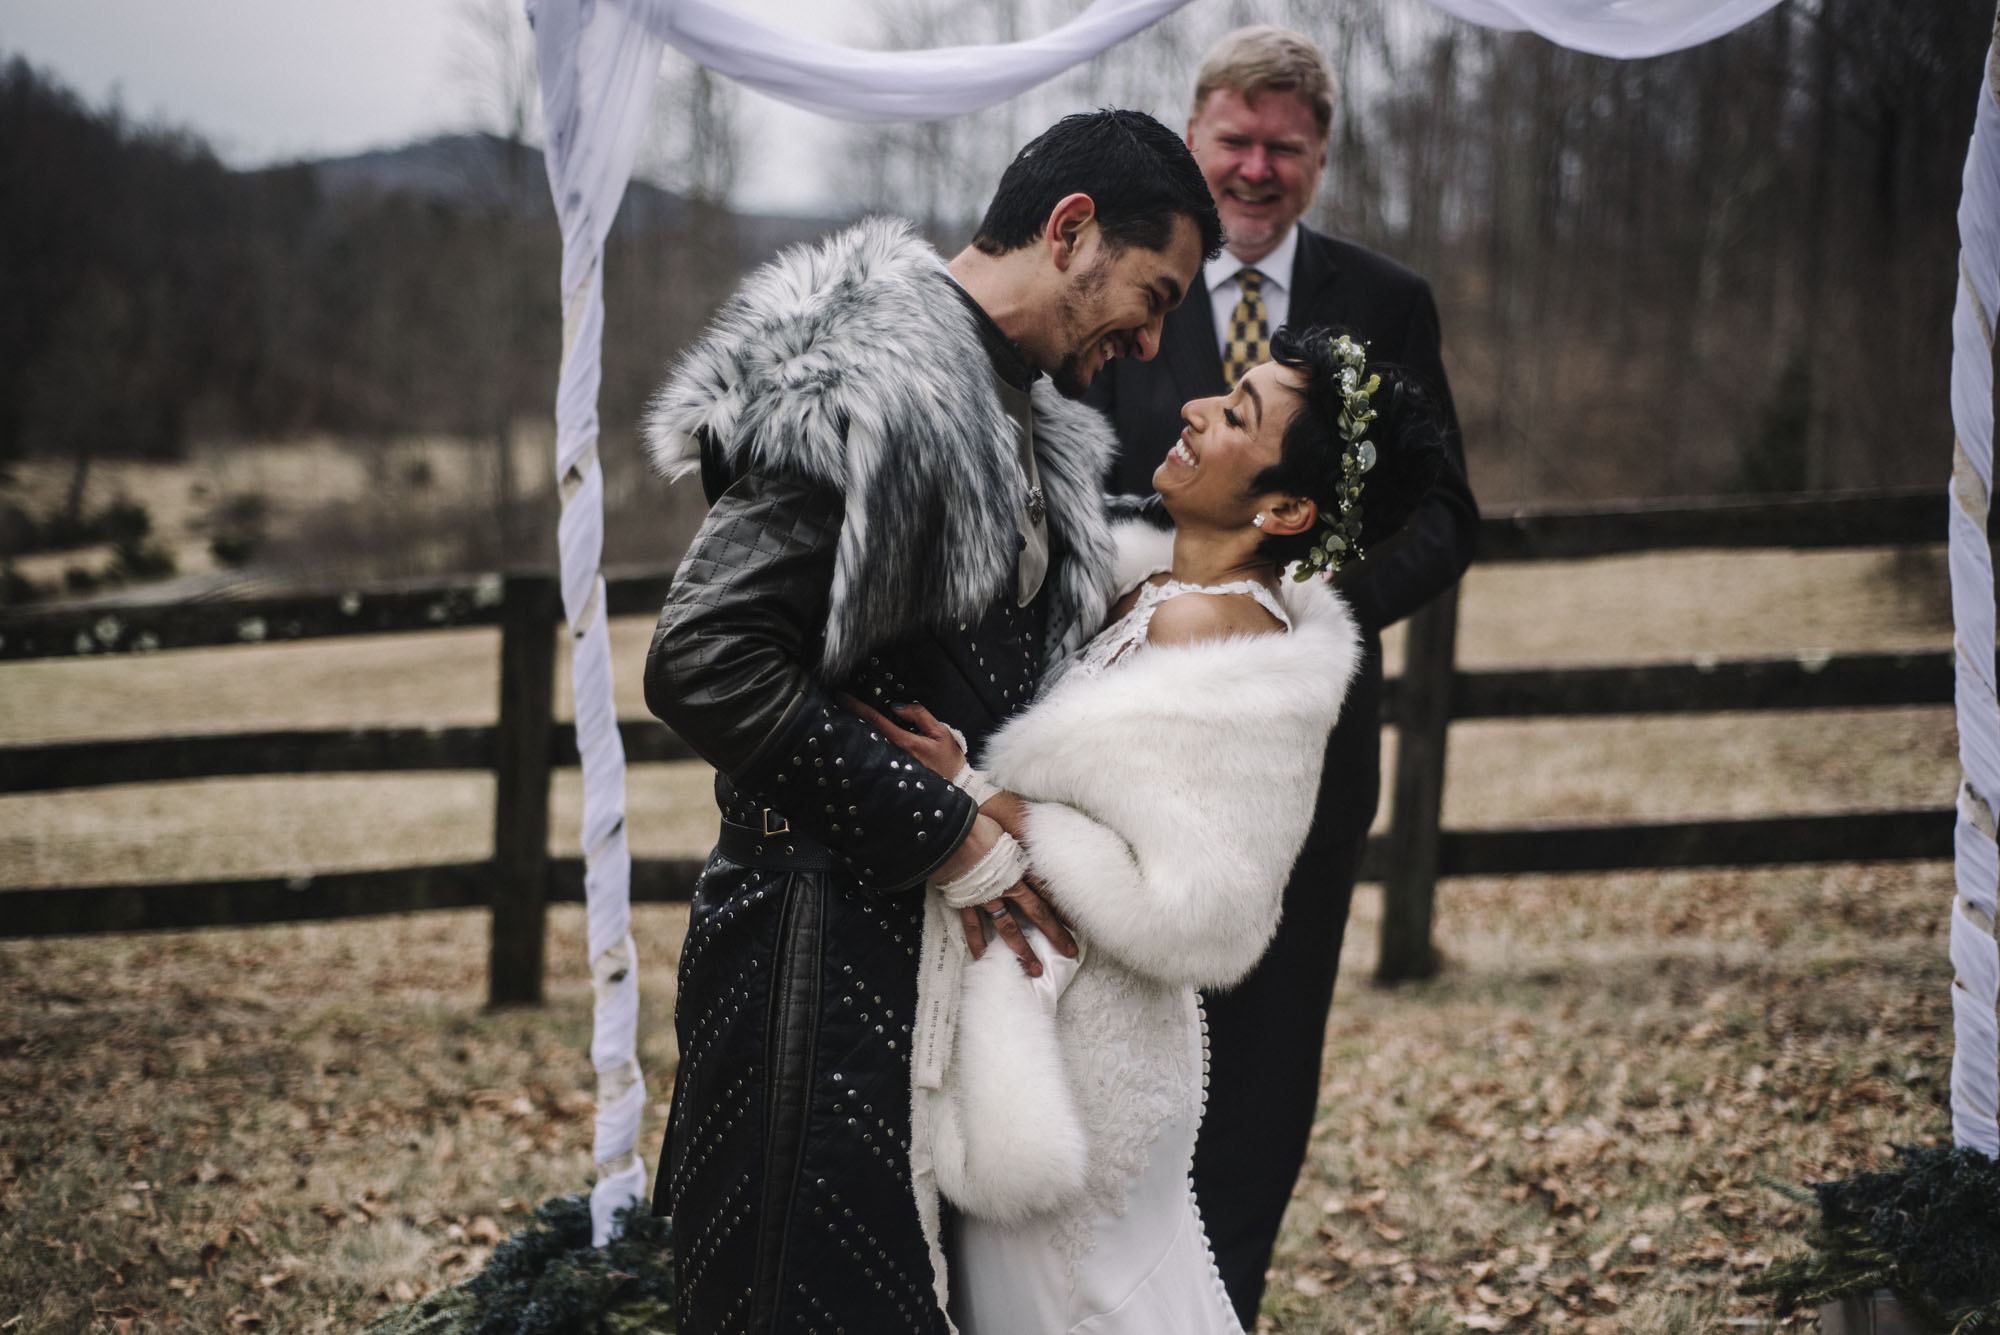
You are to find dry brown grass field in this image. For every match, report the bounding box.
[3,440,547,593]
[0,538,1960,1334]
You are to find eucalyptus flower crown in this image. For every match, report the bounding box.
[1293,333,1380,582]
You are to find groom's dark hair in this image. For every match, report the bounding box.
[971,109,1223,261]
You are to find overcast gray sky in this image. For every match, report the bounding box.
[0,0,876,213]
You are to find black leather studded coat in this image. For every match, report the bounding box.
[638,219,1118,1335]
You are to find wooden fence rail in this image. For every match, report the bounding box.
[1369,484,1951,980]
[0,487,1954,998]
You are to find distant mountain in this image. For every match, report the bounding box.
[287,131,852,266]
[302,132,555,215]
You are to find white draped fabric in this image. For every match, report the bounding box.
[603,0,1790,121]
[1419,0,1782,59]
[527,0,1998,1242]
[526,0,664,1247]
[620,0,1196,121]
[1947,19,2000,1158]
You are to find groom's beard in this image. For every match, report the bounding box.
[1049,255,1113,400]
[1051,351,1093,400]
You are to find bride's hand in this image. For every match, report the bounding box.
[933,813,1077,975]
[840,696,966,777]
[959,871,1075,974]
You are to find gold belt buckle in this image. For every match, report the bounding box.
[761,808,790,836]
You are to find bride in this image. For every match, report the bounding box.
[851,326,1446,1334]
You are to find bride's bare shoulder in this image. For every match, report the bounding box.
[1144,590,1285,647]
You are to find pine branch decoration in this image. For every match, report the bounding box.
[1743,1145,2000,1334]
[359,1194,676,1335]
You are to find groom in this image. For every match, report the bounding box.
[1086,25,1480,1326]
[642,110,1219,1334]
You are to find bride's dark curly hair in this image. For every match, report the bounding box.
[1247,324,1447,570]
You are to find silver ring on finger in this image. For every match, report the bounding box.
[983,903,1010,921]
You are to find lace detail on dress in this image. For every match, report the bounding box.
[1044,965,1202,1289]
[1189,992,1239,1327]
[1071,568,1293,679]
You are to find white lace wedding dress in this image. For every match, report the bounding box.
[947,571,1293,1335]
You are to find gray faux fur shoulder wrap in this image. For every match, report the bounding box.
[644,216,1115,678]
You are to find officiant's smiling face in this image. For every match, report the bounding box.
[1187,86,1328,266]
[1155,360,1308,525]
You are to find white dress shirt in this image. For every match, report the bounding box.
[1204,225,1300,361]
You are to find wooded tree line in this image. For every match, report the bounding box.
[0,54,742,480]
[1,0,1987,516]
[848,0,1986,502]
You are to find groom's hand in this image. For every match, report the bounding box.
[838,695,965,777]
[938,814,1077,976]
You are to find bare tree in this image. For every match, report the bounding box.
[453,0,541,152]
[839,0,1014,238]
[638,51,744,207]
[450,0,546,563]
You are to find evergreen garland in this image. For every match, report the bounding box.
[1743,1145,2000,1334]
[359,1195,674,1335]
[357,1283,480,1335]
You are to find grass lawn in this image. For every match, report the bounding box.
[0,864,1951,1333]
[0,540,1963,1332]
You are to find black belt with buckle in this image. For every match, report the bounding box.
[715,808,834,872]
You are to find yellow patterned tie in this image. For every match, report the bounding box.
[1221,268,1270,387]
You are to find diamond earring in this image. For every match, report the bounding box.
[1251,513,1267,528]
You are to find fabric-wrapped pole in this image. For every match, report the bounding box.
[1947,7,2000,1159]
[526,0,664,1246]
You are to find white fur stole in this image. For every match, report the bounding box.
[924,522,1362,1228]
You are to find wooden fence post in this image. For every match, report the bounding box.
[1377,585,1461,983]
[490,573,558,1007]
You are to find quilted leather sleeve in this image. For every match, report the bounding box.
[645,470,979,890]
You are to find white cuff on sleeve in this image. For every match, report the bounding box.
[933,831,1026,908]
[953,761,1002,807]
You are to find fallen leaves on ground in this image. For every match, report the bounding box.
[0,861,1953,1334]
[0,906,686,1334]
[1256,862,1952,1335]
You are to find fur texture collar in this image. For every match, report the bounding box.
[644,217,1114,678]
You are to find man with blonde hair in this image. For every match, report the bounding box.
[1087,24,1479,1326]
